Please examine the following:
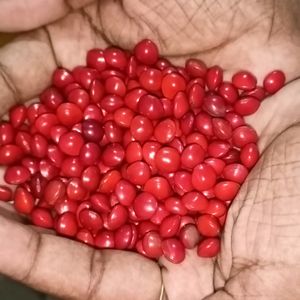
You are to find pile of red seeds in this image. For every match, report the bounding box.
[0,39,285,263]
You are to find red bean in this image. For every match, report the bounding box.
[126,161,151,185]
[0,122,14,145]
[155,147,181,173]
[206,66,223,91]
[164,197,187,215]
[52,68,74,88]
[207,140,230,158]
[197,238,220,257]
[98,170,121,193]
[160,214,181,238]
[14,186,34,214]
[114,107,134,128]
[44,179,65,205]
[185,58,207,78]
[192,163,217,191]
[106,204,128,230]
[142,231,163,258]
[31,207,54,228]
[114,224,133,249]
[115,179,136,206]
[103,47,127,70]
[161,238,185,264]
[133,192,158,220]
[82,119,104,142]
[240,143,259,169]
[130,115,153,142]
[134,39,159,65]
[202,199,227,217]
[223,163,249,183]
[0,144,23,165]
[95,230,115,248]
[79,209,103,233]
[138,94,164,120]
[188,83,205,109]
[232,71,257,91]
[234,96,260,116]
[173,171,193,195]
[232,125,258,148]
[57,103,83,127]
[125,141,143,163]
[61,157,84,177]
[263,70,285,94]
[58,131,84,156]
[86,48,107,71]
[105,76,127,97]
[162,73,186,99]
[212,118,232,140]
[214,181,240,201]
[203,95,226,117]
[139,68,162,91]
[154,118,176,144]
[143,176,172,200]
[181,144,205,169]
[0,185,12,201]
[218,82,238,104]
[179,224,201,249]
[56,212,78,237]
[76,229,94,246]
[182,191,208,212]
[4,165,30,184]
[197,214,221,237]
[40,87,64,110]
[195,112,213,136]
[204,158,226,175]
[225,112,245,129]
[124,88,147,112]
[242,86,265,101]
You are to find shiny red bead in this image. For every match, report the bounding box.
[4,165,30,184]
[192,163,217,191]
[197,214,221,237]
[197,238,220,257]
[161,73,186,99]
[0,185,12,201]
[240,143,259,169]
[133,192,158,220]
[161,238,185,264]
[31,207,54,228]
[263,70,285,94]
[134,39,159,65]
[232,71,257,91]
[14,186,34,214]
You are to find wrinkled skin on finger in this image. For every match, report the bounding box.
[0,1,300,299]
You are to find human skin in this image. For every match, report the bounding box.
[0,1,300,299]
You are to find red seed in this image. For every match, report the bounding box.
[179,224,201,249]
[232,71,257,91]
[263,70,285,94]
[161,73,186,99]
[9,105,27,128]
[192,163,217,191]
[202,199,227,217]
[195,112,213,136]
[185,58,207,78]
[202,95,226,117]
[214,181,240,201]
[240,143,259,169]
[114,224,134,249]
[4,165,30,184]
[98,170,121,193]
[212,118,232,140]
[154,118,176,144]
[56,212,78,237]
[79,209,103,233]
[161,238,185,264]
[61,157,84,177]
[188,84,205,109]
[76,229,94,246]
[130,115,153,142]
[58,131,84,156]
[124,88,147,112]
[144,176,172,200]
[86,49,107,71]
[138,94,164,120]
[223,163,249,184]
[134,39,159,65]
[206,66,223,91]
[57,103,83,127]
[115,179,137,206]
[139,68,162,91]
[82,119,104,142]
[155,147,181,173]
[225,112,245,129]
[207,140,230,158]
[0,185,12,201]
[104,47,127,70]
[127,161,151,185]
[133,192,158,220]
[142,231,163,258]
[79,142,101,166]
[204,158,226,175]
[31,134,48,158]
[52,68,74,88]
[182,191,208,212]
[114,107,135,128]
[14,186,35,214]
[181,144,205,169]
[218,82,238,104]
[106,204,128,230]
[125,141,143,163]
[0,122,14,145]
[0,144,23,165]
[31,207,54,228]
[105,76,127,97]
[173,171,193,195]
[197,238,220,257]
[44,179,65,205]
[95,230,115,248]
[164,197,187,215]
[232,125,258,148]
[160,214,181,238]
[234,96,260,116]
[197,214,221,237]
[173,92,189,118]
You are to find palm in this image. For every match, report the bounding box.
[0,1,300,299]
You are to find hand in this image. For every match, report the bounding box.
[0,1,300,300]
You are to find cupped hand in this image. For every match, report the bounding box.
[0,1,300,300]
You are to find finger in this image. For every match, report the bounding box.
[0,6,108,114]
[0,214,161,300]
[0,0,95,32]
[160,249,215,300]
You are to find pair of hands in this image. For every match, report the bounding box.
[0,0,300,299]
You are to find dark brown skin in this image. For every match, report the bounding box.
[0,1,300,299]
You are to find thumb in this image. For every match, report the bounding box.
[0,0,95,32]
